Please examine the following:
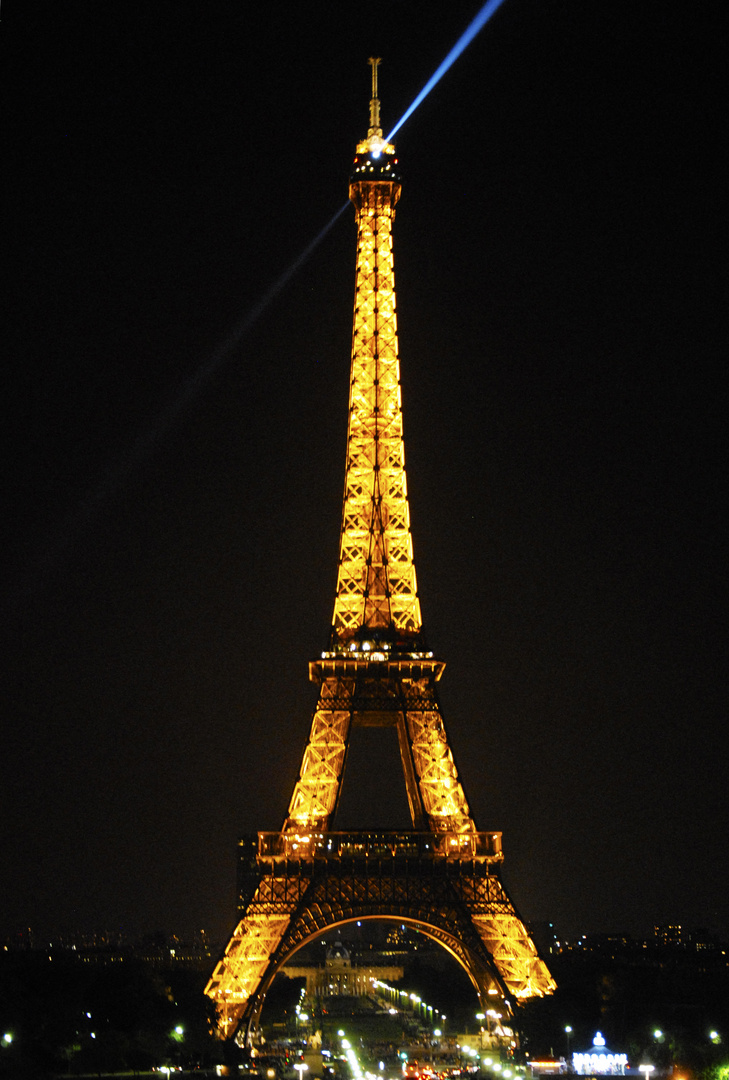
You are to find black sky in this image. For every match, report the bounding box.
[1,1,726,945]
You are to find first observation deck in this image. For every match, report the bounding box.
[257,830,503,863]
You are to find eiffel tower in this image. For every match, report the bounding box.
[205,59,555,1044]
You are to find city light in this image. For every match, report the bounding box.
[370,977,446,1033]
[338,1031,364,1080]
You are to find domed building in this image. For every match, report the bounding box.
[323,941,353,995]
[573,1032,628,1075]
[285,940,403,998]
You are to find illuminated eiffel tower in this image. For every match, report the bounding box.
[206,59,555,1044]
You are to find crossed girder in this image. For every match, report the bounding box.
[206,122,555,1039]
[284,660,473,835]
[205,849,556,1045]
[206,656,556,1040]
[332,180,421,641]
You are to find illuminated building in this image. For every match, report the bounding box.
[205,59,555,1045]
[653,925,684,947]
[284,941,404,998]
[572,1033,628,1076]
[527,1059,568,1076]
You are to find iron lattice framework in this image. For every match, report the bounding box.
[206,60,555,1044]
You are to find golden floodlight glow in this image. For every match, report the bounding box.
[205,60,555,1044]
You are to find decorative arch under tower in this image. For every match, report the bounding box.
[205,59,555,1045]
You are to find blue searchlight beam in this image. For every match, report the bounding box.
[153,0,510,442]
[386,0,509,142]
[13,0,511,601]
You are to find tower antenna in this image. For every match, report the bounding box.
[368,56,382,136]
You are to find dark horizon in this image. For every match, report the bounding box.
[3,917,726,951]
[1,2,726,945]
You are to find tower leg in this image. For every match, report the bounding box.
[206,843,554,1043]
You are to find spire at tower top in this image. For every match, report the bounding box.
[356,57,395,160]
[368,56,382,137]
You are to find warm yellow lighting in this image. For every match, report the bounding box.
[205,63,556,1042]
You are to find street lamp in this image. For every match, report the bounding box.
[476,1013,486,1050]
[565,1026,573,1058]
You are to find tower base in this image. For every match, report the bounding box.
[205,830,555,1043]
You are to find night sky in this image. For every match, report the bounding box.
[1,1,725,946]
